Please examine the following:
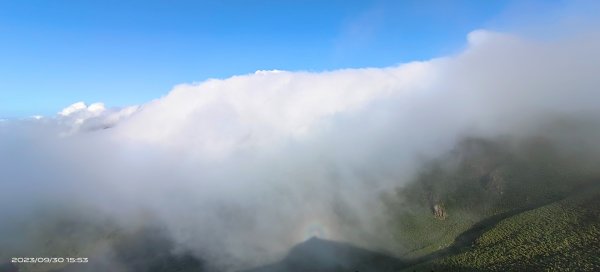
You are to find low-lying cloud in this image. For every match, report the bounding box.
[1,26,600,270]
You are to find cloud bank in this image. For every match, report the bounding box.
[2,27,600,271]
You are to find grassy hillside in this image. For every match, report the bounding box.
[404,183,600,271]
[390,136,600,271]
[386,137,593,253]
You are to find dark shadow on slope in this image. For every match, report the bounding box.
[243,237,409,272]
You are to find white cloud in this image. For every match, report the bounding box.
[112,62,436,158]
[59,101,89,116]
[87,102,106,113]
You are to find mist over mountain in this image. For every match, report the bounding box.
[2,16,600,272]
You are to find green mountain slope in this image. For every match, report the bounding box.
[389,136,600,271]
[404,183,600,271]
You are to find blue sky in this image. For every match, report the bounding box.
[0,0,564,117]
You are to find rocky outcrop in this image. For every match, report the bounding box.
[426,192,447,220]
[433,203,447,219]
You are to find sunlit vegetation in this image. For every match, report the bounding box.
[393,137,600,271]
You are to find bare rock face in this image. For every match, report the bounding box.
[426,192,447,220]
[433,203,447,220]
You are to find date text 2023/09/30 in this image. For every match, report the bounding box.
[11,257,88,264]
